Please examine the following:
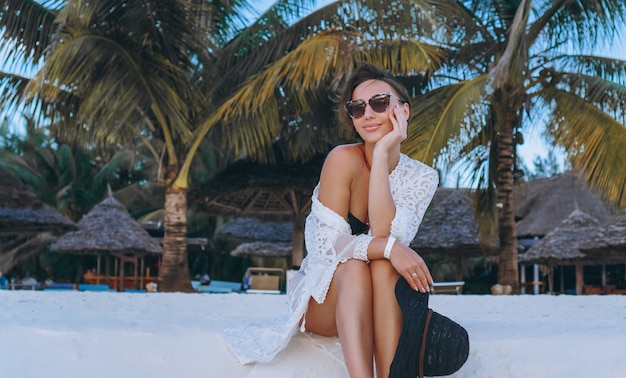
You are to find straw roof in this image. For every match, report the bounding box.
[216,217,292,242]
[515,172,614,238]
[50,196,162,255]
[191,157,322,220]
[0,167,76,234]
[191,157,323,265]
[518,209,603,265]
[230,241,292,258]
[581,214,626,263]
[410,188,497,258]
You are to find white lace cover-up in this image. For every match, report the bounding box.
[223,153,439,365]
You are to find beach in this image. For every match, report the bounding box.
[0,290,625,377]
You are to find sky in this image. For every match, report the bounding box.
[1,289,625,377]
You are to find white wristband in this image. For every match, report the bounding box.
[384,236,396,260]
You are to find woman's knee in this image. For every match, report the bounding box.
[335,259,372,287]
[370,259,399,282]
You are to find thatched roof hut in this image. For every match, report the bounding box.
[50,196,162,290]
[515,172,614,238]
[1,167,76,275]
[519,210,601,265]
[193,157,321,219]
[192,157,323,266]
[519,209,604,294]
[581,214,626,263]
[50,196,162,255]
[0,167,75,234]
[411,188,497,258]
[216,217,292,243]
[230,241,292,258]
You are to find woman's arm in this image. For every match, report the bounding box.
[368,104,408,236]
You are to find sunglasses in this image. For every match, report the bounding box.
[345,92,406,119]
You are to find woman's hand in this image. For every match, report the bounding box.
[376,105,408,152]
[389,242,433,293]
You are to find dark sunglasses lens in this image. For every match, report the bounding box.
[369,95,391,112]
[347,101,366,118]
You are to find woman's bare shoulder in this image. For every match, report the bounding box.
[319,144,363,186]
[324,143,363,166]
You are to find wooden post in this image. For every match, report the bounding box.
[96,254,101,285]
[575,261,583,295]
[105,256,111,288]
[291,213,305,268]
[133,256,139,290]
[520,264,527,294]
[114,258,119,291]
[547,265,554,295]
[140,258,145,290]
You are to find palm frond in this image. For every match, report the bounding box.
[489,0,530,90]
[215,0,461,97]
[25,1,205,156]
[0,71,31,117]
[0,154,48,193]
[533,0,626,52]
[546,54,626,84]
[190,29,357,169]
[366,39,445,77]
[0,0,62,66]
[558,72,626,117]
[403,74,490,166]
[544,87,626,207]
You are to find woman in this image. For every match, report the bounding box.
[224,62,438,377]
[293,62,438,377]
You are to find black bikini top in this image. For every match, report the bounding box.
[348,212,369,235]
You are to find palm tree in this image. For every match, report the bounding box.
[402,0,626,291]
[1,0,458,291]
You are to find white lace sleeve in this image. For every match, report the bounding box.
[388,155,439,245]
[353,234,373,262]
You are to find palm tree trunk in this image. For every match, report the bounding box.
[159,186,193,292]
[496,114,520,292]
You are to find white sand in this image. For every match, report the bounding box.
[0,290,624,377]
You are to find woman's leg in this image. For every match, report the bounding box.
[305,259,374,377]
[370,259,402,378]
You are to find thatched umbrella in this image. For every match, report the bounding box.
[519,209,603,294]
[50,196,162,290]
[0,167,75,234]
[192,157,322,266]
[230,241,292,258]
[411,188,497,280]
[515,172,614,238]
[0,167,76,274]
[581,214,626,263]
[216,217,292,243]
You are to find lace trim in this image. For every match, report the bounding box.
[353,234,373,262]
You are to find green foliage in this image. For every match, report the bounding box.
[0,125,152,220]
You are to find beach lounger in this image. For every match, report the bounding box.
[78,284,112,292]
[431,281,465,294]
[245,267,284,294]
[193,280,242,294]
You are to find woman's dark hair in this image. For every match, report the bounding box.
[338,62,411,139]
